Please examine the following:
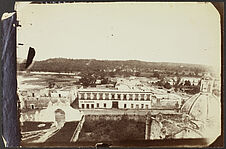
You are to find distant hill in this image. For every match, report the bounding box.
[17,58,212,74]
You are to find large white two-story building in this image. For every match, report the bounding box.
[76,88,182,110]
[77,89,154,109]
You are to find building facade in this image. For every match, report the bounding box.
[18,87,76,110]
[77,89,158,109]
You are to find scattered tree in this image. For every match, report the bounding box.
[184,80,191,86]
[164,82,172,89]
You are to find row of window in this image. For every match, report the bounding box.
[80,103,150,109]
[125,103,149,109]
[79,97,151,101]
[81,103,104,109]
[21,93,66,98]
[79,94,152,101]
[79,93,152,99]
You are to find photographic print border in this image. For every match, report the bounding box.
[0,0,224,148]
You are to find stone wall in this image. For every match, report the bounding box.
[85,114,146,122]
[70,115,86,142]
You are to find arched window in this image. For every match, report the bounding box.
[112,94,115,99]
[118,94,121,100]
[123,94,127,100]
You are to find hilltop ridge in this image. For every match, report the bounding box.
[17,58,213,76]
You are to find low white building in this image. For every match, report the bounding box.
[18,86,77,110]
[180,77,201,86]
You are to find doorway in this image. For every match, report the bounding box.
[55,109,65,128]
[112,101,119,109]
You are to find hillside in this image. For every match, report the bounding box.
[17,58,212,75]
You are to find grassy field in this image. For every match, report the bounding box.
[78,116,145,142]
[77,114,183,142]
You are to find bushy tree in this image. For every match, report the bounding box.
[153,71,160,78]
[135,72,141,77]
[101,78,109,84]
[79,75,96,87]
[184,80,191,86]
[164,82,172,89]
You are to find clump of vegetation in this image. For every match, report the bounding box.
[78,115,145,142]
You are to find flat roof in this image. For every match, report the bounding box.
[78,89,155,94]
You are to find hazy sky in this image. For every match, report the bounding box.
[16,2,221,70]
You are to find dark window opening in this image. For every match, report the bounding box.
[82,93,85,99]
[91,104,94,108]
[124,104,127,108]
[112,101,118,108]
[94,94,97,99]
[135,94,138,101]
[87,104,89,109]
[31,104,35,109]
[96,103,99,108]
[59,94,61,97]
[140,94,144,101]
[82,104,85,108]
[99,94,103,100]
[104,103,106,108]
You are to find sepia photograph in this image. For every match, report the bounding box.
[1,1,223,147]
